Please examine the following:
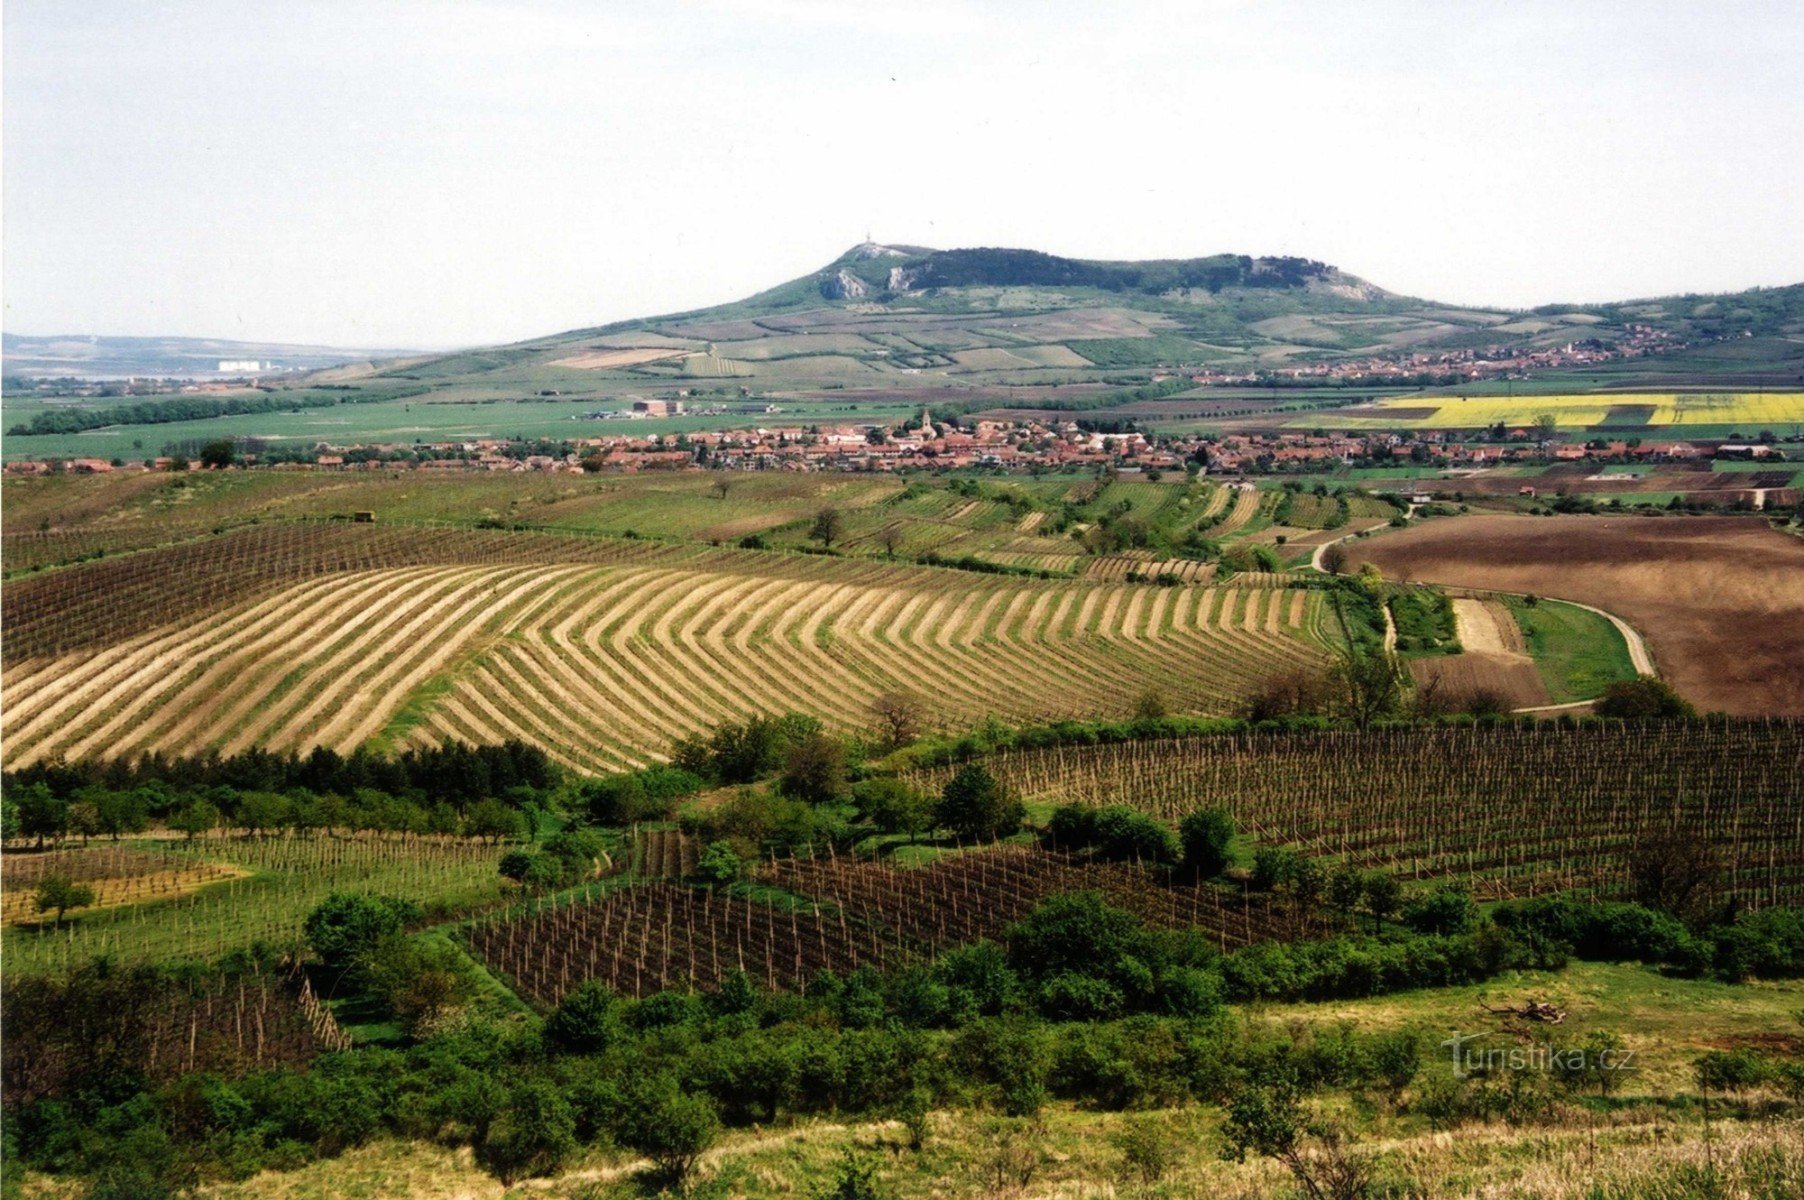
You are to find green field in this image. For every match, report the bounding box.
[1508,596,1638,704]
[0,391,925,461]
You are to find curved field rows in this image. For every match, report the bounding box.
[1212,486,1265,534]
[2,555,1332,774]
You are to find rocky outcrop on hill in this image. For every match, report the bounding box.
[819,269,871,300]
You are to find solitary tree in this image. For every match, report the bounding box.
[1320,542,1349,575]
[936,764,1023,843]
[200,439,236,469]
[870,691,927,749]
[1334,650,1404,729]
[34,875,96,927]
[1179,808,1236,878]
[780,732,847,805]
[710,473,734,500]
[875,523,906,558]
[810,507,846,549]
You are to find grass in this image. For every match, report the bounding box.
[1507,596,1638,704]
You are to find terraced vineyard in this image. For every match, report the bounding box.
[2,525,1332,773]
[902,721,1804,908]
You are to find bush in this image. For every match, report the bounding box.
[545,980,621,1053]
[478,1079,576,1181]
[1402,887,1476,936]
[1179,808,1236,878]
[616,1083,719,1187]
[852,778,933,840]
[936,764,1023,842]
[1594,677,1696,719]
[694,840,744,887]
[303,893,420,974]
[584,766,703,826]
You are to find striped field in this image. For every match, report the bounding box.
[2,546,1331,774]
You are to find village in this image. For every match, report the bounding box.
[10,402,1787,483]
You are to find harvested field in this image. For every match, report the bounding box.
[1412,597,1548,708]
[1346,515,1804,715]
[549,347,688,370]
[2,536,1331,773]
[1453,598,1525,655]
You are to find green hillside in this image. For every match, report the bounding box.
[6,244,1802,457]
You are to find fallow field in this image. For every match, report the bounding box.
[1345,514,1804,714]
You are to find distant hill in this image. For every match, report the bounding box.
[344,243,1804,407]
[1,333,427,380]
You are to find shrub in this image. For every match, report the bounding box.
[1180,808,1236,878]
[616,1083,719,1187]
[1091,806,1180,863]
[478,1079,576,1182]
[936,764,1023,842]
[545,980,620,1053]
[1402,887,1476,936]
[303,893,420,973]
[1595,677,1696,719]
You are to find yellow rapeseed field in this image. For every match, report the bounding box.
[1334,391,1804,430]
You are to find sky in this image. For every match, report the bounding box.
[4,0,1802,349]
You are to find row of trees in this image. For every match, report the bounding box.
[3,780,531,850]
[4,739,557,811]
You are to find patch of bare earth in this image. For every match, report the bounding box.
[1350,515,1804,715]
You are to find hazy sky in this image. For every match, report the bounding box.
[5,1,1802,348]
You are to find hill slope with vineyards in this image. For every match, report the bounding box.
[1,524,1331,773]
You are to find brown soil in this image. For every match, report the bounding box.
[1409,654,1549,710]
[1348,515,1804,715]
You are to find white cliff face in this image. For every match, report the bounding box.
[820,269,870,300]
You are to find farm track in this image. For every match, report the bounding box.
[3,534,1330,771]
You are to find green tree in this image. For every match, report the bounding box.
[34,875,96,926]
[619,1084,720,1189]
[545,980,621,1053]
[1595,677,1696,720]
[167,798,218,842]
[365,934,478,1037]
[1179,808,1236,878]
[235,791,290,838]
[1402,886,1476,935]
[93,789,150,841]
[464,798,523,843]
[1334,649,1404,729]
[780,731,847,804]
[67,801,101,847]
[303,892,420,975]
[936,764,1022,843]
[16,783,69,849]
[479,1079,577,1182]
[853,778,932,842]
[199,439,236,469]
[1363,872,1402,932]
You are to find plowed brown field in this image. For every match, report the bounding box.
[1348,515,1804,715]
